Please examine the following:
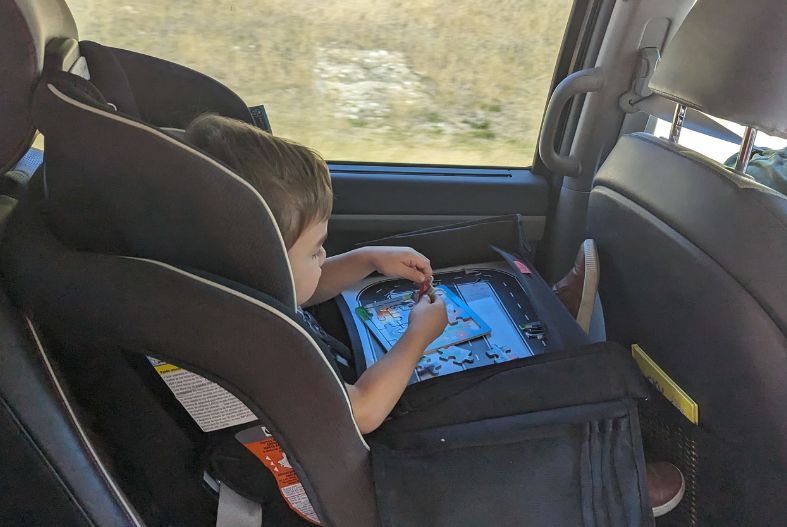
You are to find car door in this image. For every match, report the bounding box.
[320,0,608,255]
[66,0,608,263]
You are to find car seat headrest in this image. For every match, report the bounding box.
[649,0,787,139]
[31,73,297,308]
[76,41,141,118]
[39,70,113,111]
[0,0,78,173]
[78,40,260,131]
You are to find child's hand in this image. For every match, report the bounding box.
[406,293,448,348]
[363,246,433,284]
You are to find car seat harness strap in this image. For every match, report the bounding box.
[215,479,263,527]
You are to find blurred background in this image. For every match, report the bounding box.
[68,0,574,165]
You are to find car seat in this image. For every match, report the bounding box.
[2,2,654,526]
[587,0,787,524]
[0,1,143,524]
[0,1,275,525]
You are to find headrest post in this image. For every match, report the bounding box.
[734,126,758,173]
[668,103,686,143]
[648,0,787,140]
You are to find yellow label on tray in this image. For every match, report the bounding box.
[632,344,699,425]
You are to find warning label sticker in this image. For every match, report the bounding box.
[236,426,321,525]
[147,357,257,432]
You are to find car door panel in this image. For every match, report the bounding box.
[328,163,549,252]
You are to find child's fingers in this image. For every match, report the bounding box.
[413,294,431,309]
[416,288,439,305]
[404,251,432,276]
[412,258,433,278]
[399,264,427,284]
[415,260,433,277]
[431,290,444,305]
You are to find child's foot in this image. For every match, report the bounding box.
[647,462,685,517]
[552,239,599,332]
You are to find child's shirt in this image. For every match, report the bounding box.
[296,307,354,382]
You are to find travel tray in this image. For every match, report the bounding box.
[346,215,654,526]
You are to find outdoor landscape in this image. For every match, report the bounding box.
[68,0,574,165]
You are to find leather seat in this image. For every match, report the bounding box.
[587,1,787,524]
[0,1,143,525]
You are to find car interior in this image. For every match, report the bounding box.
[0,0,785,526]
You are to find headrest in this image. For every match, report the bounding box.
[649,0,787,139]
[0,0,78,173]
[79,41,258,130]
[31,73,297,308]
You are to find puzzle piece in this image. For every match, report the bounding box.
[485,345,506,363]
[415,353,443,378]
[432,357,465,375]
[439,346,475,365]
[485,344,515,363]
[446,301,466,323]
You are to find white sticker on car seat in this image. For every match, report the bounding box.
[147,357,256,432]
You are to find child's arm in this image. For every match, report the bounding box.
[345,293,447,434]
[305,246,433,307]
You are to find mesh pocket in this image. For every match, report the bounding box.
[639,389,699,527]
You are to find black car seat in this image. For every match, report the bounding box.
[0,1,277,525]
[2,0,267,224]
[5,66,658,527]
[2,3,655,527]
[75,39,262,131]
[587,0,787,525]
[0,1,144,525]
[2,68,378,526]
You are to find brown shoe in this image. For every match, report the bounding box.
[647,462,685,517]
[552,239,599,332]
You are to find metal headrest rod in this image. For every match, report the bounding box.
[734,126,758,173]
[668,98,759,173]
[668,103,687,143]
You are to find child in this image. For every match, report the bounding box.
[185,114,448,434]
[186,115,685,517]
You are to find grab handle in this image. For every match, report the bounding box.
[538,67,605,177]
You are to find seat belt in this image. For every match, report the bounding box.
[216,481,263,527]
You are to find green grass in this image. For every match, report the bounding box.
[69,0,573,166]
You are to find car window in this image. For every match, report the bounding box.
[652,115,787,164]
[652,114,787,195]
[68,0,574,166]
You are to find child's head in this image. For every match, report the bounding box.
[185,114,332,305]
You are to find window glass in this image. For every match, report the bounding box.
[68,0,574,166]
[653,116,787,164]
[652,114,787,195]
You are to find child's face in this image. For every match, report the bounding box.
[287,220,328,306]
